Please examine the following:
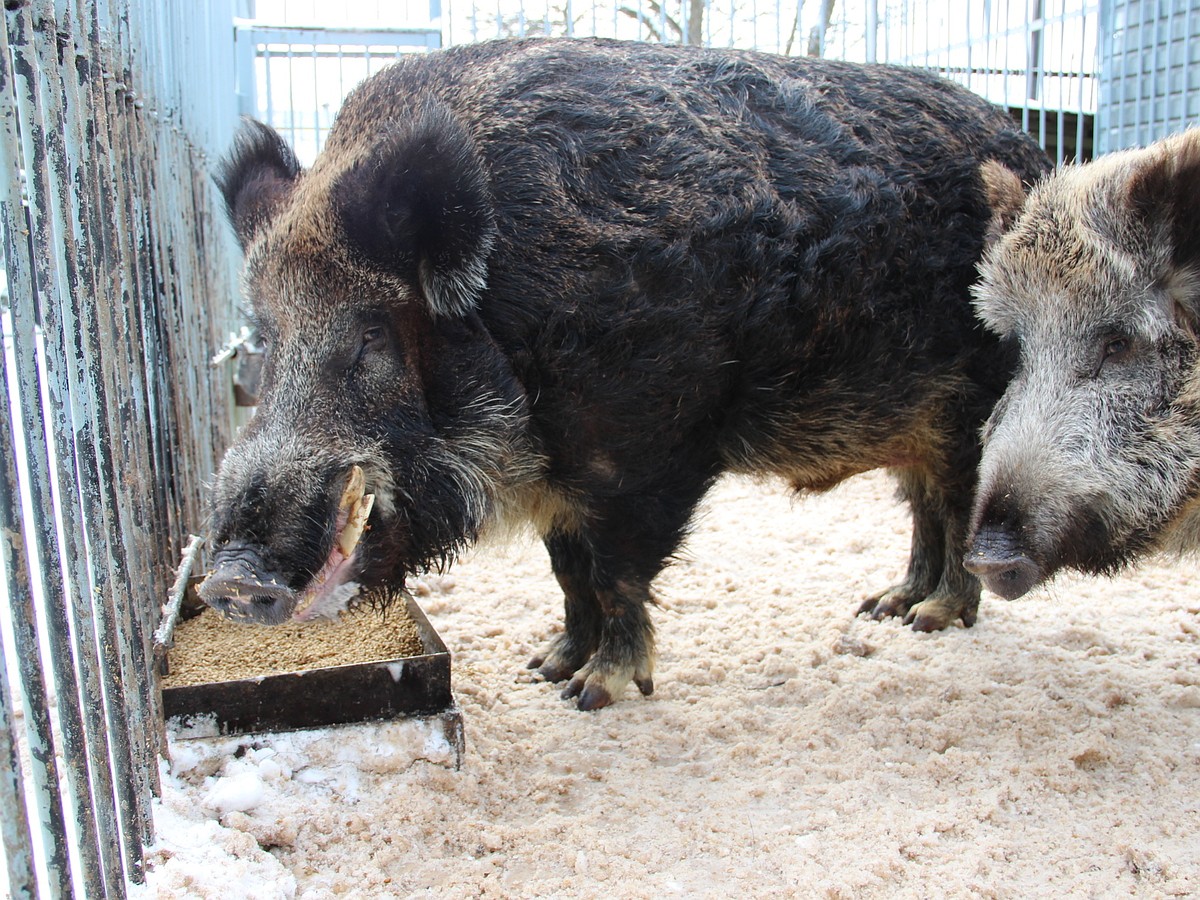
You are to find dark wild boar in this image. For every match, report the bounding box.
[967,129,1200,600]
[199,38,1050,710]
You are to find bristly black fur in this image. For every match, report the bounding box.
[215,117,302,247]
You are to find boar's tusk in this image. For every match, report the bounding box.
[338,492,375,558]
[339,465,365,511]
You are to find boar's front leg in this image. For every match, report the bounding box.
[528,473,714,710]
[858,467,982,630]
[530,528,657,711]
[530,531,606,683]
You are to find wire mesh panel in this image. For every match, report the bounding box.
[0,1,241,896]
[1098,0,1200,152]
[236,25,443,165]
[875,0,1101,164]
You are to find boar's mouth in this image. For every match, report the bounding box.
[199,466,376,625]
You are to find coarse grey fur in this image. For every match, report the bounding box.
[967,129,1200,599]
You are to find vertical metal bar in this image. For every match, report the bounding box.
[73,0,171,880]
[132,0,175,775]
[1132,0,1146,145]
[1078,0,1089,160]
[60,0,147,873]
[0,601,38,898]
[264,41,275,128]
[1056,0,1067,165]
[1149,0,1164,141]
[91,0,159,852]
[1184,0,1195,133]
[965,0,975,94]
[312,40,320,159]
[1097,0,1114,152]
[77,0,165,873]
[0,19,55,900]
[866,0,878,62]
[286,42,297,147]
[0,15,74,896]
[337,42,345,118]
[6,3,109,895]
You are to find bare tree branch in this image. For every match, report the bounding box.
[619,0,682,43]
[807,0,837,57]
[785,0,806,56]
[686,0,705,45]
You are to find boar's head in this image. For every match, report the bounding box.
[965,135,1200,599]
[199,106,536,624]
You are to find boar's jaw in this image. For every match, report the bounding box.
[199,533,367,626]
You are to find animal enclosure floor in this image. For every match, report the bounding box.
[142,471,1200,898]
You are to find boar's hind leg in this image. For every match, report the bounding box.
[858,469,981,631]
[529,528,657,712]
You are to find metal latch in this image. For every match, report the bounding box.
[212,327,263,407]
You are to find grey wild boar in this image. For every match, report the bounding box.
[199,38,1050,710]
[967,128,1200,599]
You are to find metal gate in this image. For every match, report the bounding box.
[0,1,241,896]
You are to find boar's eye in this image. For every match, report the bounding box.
[1093,334,1132,377]
[363,325,386,349]
[353,324,389,366]
[1104,336,1130,361]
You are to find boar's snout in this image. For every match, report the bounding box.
[963,525,1044,600]
[197,543,299,625]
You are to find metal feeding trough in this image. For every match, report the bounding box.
[154,537,462,762]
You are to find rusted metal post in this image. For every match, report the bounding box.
[0,627,37,898]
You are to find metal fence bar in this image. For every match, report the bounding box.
[95,4,165,833]
[29,0,141,889]
[67,0,167,879]
[0,19,75,895]
[5,3,111,896]
[0,607,36,898]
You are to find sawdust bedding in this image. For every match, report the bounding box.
[141,470,1200,898]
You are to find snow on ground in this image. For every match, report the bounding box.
[137,471,1200,898]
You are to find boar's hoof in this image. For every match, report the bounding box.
[563,679,611,712]
[857,588,915,622]
[903,594,978,631]
[531,657,574,684]
[858,587,976,630]
[558,657,654,712]
[528,633,594,683]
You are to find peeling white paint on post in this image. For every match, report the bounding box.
[3,1,110,894]
[0,0,242,894]
[0,630,36,898]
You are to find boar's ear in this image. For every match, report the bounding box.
[1126,130,1200,310]
[215,118,301,248]
[335,102,496,318]
[979,160,1028,250]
